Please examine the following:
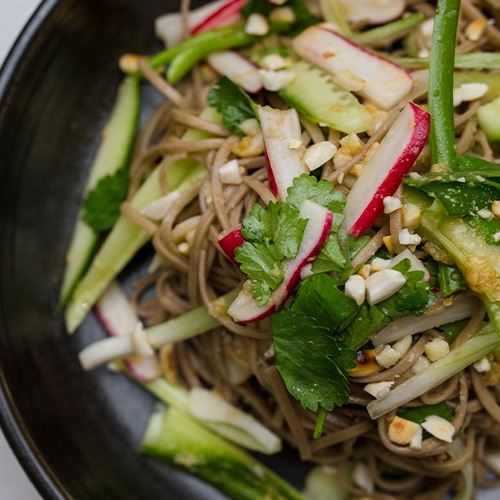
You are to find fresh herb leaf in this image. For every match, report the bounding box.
[207,77,257,137]
[235,202,307,304]
[438,318,469,343]
[310,233,347,274]
[347,259,435,349]
[405,169,500,217]
[82,169,129,233]
[399,401,453,424]
[399,402,453,439]
[438,263,468,296]
[286,174,346,218]
[241,0,320,36]
[271,274,358,412]
[235,174,346,304]
[468,215,500,245]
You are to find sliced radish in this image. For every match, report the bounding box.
[191,0,246,35]
[338,0,405,26]
[207,51,262,93]
[258,105,309,201]
[342,102,430,237]
[95,281,161,382]
[218,224,245,264]
[155,0,243,47]
[228,200,333,323]
[292,23,413,110]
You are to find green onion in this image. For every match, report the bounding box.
[428,0,461,168]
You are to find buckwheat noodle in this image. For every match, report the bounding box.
[121,1,500,497]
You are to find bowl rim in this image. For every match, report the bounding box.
[0,1,68,497]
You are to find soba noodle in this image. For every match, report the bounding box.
[87,0,500,497]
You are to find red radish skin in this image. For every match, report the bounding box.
[191,0,246,34]
[338,0,405,26]
[259,105,308,201]
[218,224,245,264]
[228,200,333,323]
[292,24,413,110]
[206,51,262,93]
[155,0,230,47]
[342,102,430,238]
[95,281,160,381]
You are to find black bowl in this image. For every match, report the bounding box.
[0,1,234,498]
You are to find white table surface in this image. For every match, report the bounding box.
[0,3,44,498]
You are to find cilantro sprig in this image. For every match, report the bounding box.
[405,154,500,245]
[271,274,359,413]
[207,77,257,137]
[234,175,346,304]
[82,169,129,233]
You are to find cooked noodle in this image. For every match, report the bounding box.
[110,0,500,497]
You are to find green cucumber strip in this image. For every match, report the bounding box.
[59,75,140,307]
[279,60,374,134]
[353,12,425,46]
[64,107,222,333]
[141,406,306,500]
[64,159,206,333]
[477,96,500,143]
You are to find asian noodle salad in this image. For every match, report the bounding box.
[60,0,500,498]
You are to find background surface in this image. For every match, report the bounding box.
[0,1,44,497]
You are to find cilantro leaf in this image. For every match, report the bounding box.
[399,402,453,424]
[468,215,500,245]
[207,77,257,136]
[286,175,345,219]
[241,0,320,36]
[271,274,359,412]
[310,233,347,274]
[405,155,500,218]
[235,202,307,304]
[438,263,468,297]
[347,259,435,349]
[398,402,453,439]
[82,169,129,233]
[236,242,283,305]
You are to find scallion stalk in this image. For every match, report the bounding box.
[428,0,461,168]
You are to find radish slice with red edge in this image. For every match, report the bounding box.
[259,105,308,201]
[218,224,245,264]
[338,0,405,26]
[155,0,229,47]
[292,23,413,110]
[228,200,333,323]
[207,51,263,93]
[191,0,246,34]
[95,281,161,381]
[342,102,430,238]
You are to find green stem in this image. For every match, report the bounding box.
[428,0,461,168]
[149,25,256,71]
[167,29,257,84]
[353,12,425,46]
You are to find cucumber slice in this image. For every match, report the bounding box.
[59,75,140,307]
[477,95,500,143]
[279,60,374,134]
